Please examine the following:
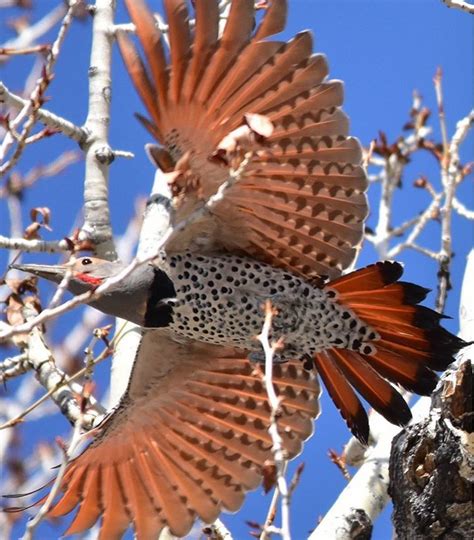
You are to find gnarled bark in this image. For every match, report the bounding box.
[390,359,473,539]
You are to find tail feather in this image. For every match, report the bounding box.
[331,349,412,426]
[338,282,430,305]
[367,347,438,395]
[319,260,467,441]
[313,350,370,443]
[330,260,403,292]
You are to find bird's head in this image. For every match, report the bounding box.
[11,256,124,291]
[11,256,175,328]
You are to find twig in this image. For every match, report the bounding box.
[409,243,440,260]
[204,519,233,540]
[112,14,169,37]
[1,150,82,197]
[258,301,291,540]
[436,109,474,311]
[441,0,474,13]
[0,4,66,62]
[0,82,86,143]
[0,303,105,429]
[0,356,108,432]
[433,68,449,161]
[388,192,443,258]
[0,2,79,176]
[0,236,73,253]
[111,149,134,159]
[453,197,474,220]
[0,45,51,56]
[0,352,29,382]
[370,153,402,258]
[260,485,281,539]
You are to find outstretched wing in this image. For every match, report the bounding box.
[45,332,320,538]
[118,0,368,280]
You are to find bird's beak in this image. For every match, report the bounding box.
[10,263,69,284]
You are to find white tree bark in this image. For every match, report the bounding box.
[80,0,117,258]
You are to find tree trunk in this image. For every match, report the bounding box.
[389,359,473,539]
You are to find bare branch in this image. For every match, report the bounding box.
[459,248,474,343]
[203,519,234,540]
[0,2,79,176]
[436,109,474,311]
[441,0,474,13]
[0,82,86,143]
[0,44,50,57]
[0,4,66,63]
[0,352,29,382]
[78,0,117,256]
[258,301,290,540]
[0,303,105,430]
[453,197,474,220]
[434,68,449,159]
[0,235,73,253]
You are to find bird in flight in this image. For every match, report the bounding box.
[10,0,466,538]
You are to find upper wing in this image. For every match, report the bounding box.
[45,331,320,538]
[118,0,368,280]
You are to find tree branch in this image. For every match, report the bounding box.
[258,302,291,540]
[0,2,79,177]
[441,0,474,14]
[0,82,87,144]
[79,0,117,257]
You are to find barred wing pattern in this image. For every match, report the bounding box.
[118,0,368,280]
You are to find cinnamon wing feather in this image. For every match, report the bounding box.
[118,0,368,280]
[43,332,320,537]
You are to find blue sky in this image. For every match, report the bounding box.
[1,1,472,539]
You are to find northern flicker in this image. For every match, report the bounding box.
[9,1,467,538]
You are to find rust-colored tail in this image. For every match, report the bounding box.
[314,261,466,443]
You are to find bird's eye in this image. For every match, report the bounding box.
[81,258,93,266]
